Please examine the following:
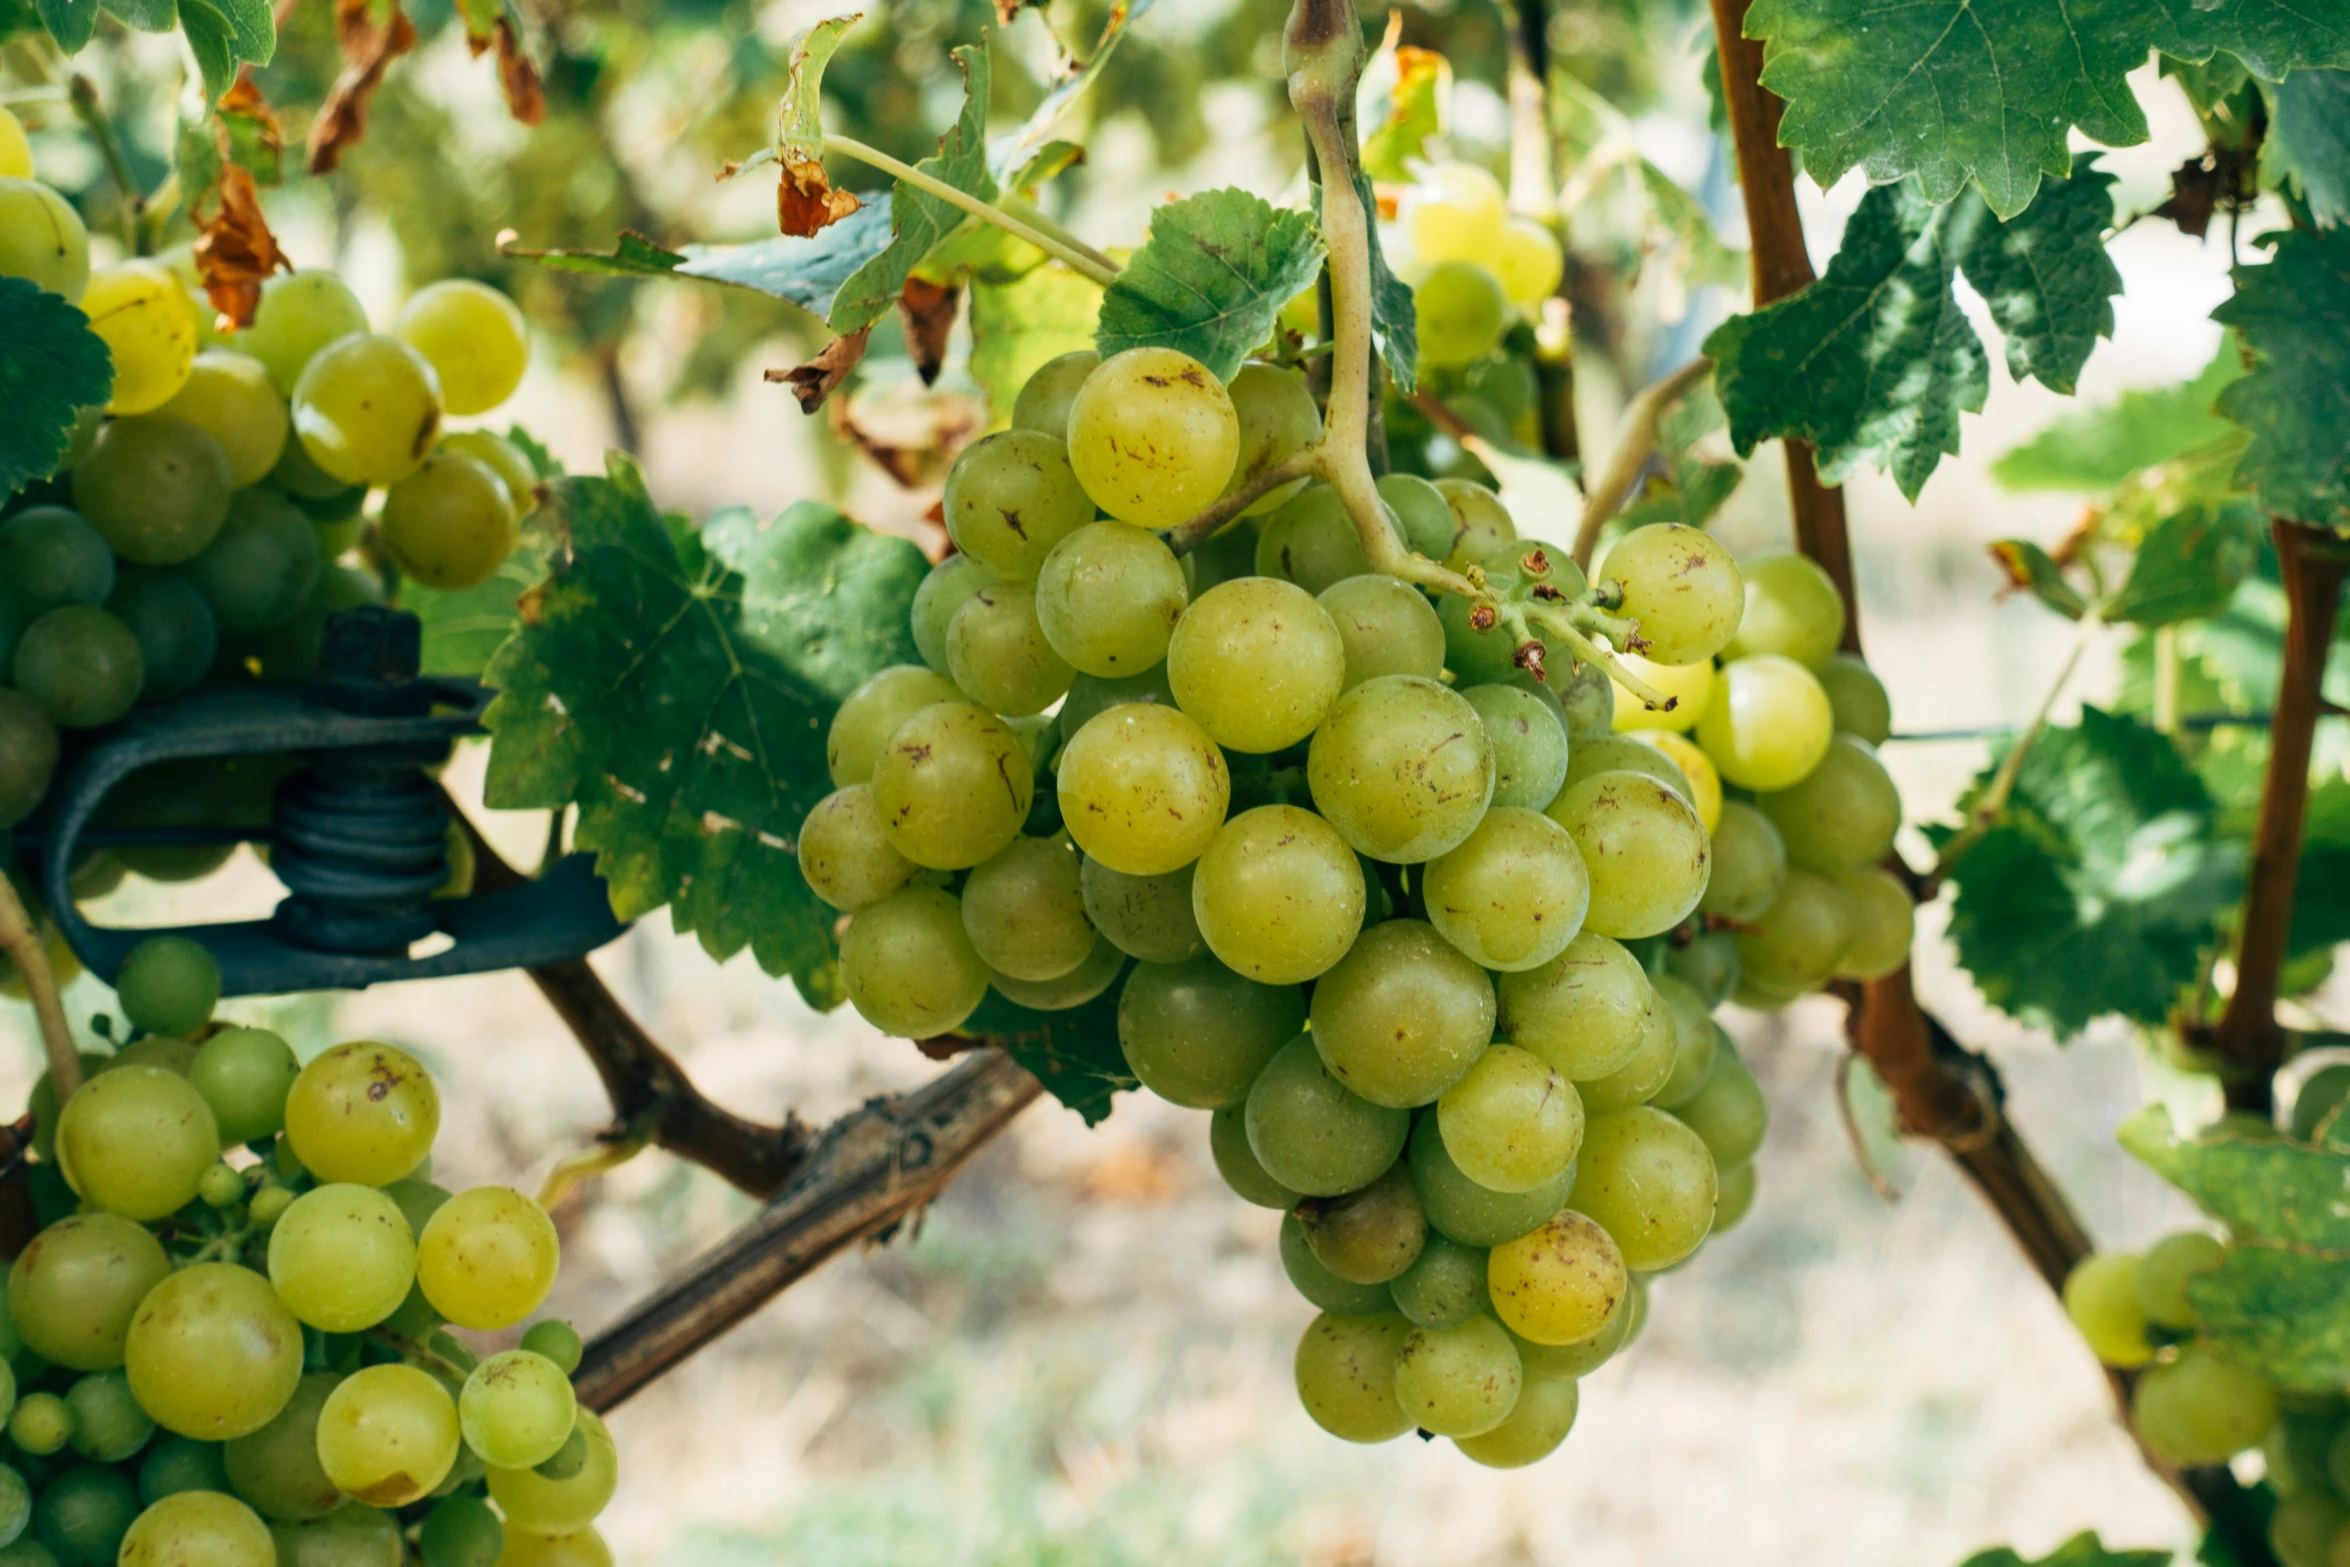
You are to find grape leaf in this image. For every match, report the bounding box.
[1304,172,1419,395]
[1745,0,2350,219]
[403,543,548,677]
[828,45,996,335]
[1361,43,1448,183]
[2103,502,2267,627]
[1094,188,1325,381]
[986,0,1157,181]
[1992,354,2243,492]
[31,0,97,51]
[679,206,899,319]
[1957,1534,2170,1567]
[1988,539,2088,621]
[1935,707,2241,1035]
[957,983,1135,1127]
[969,262,1102,420]
[2214,228,2350,530]
[1958,155,2122,395]
[0,279,113,497]
[2271,70,2350,228]
[500,231,686,279]
[703,500,928,703]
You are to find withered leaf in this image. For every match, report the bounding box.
[191,162,291,330]
[898,276,959,386]
[765,326,873,413]
[306,0,416,175]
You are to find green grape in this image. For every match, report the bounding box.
[520,1321,584,1377]
[236,273,368,396]
[1009,351,1099,441]
[1609,652,1713,735]
[1544,770,1709,941]
[1697,653,1834,791]
[2264,1411,2341,1502]
[1412,261,1508,369]
[156,350,287,487]
[945,579,1073,717]
[1495,931,1657,1081]
[1317,574,1445,690]
[438,431,537,515]
[1731,974,1802,1013]
[942,431,1095,580]
[1643,731,1723,830]
[1316,911,1494,1108]
[797,785,916,912]
[1225,363,1320,513]
[221,564,384,684]
[2329,1421,2350,1501]
[1559,734,1684,805]
[118,1490,272,1567]
[1459,685,1569,811]
[417,1496,504,1567]
[842,884,992,1035]
[1245,1036,1410,1197]
[1435,478,1517,574]
[2291,1063,2350,1141]
[1256,486,1370,595]
[64,1370,152,1460]
[1392,1314,1520,1436]
[1712,1157,1757,1232]
[2132,1344,2277,1464]
[269,1503,402,1567]
[1672,1047,1766,1168]
[0,691,47,831]
[291,334,443,488]
[1834,868,1915,981]
[1433,576,1520,687]
[0,508,115,627]
[10,1393,70,1456]
[1651,978,1722,1109]
[186,1027,298,1145]
[286,1042,439,1186]
[1058,668,1175,745]
[1056,702,1226,875]
[138,1437,230,1504]
[265,428,357,504]
[1065,347,1239,529]
[1116,952,1304,1109]
[1739,867,1856,992]
[13,607,141,728]
[1210,1105,1300,1208]
[1400,163,1507,267]
[1080,858,1202,963]
[1166,576,1346,753]
[1553,658,1614,740]
[221,1372,342,1521]
[56,1064,221,1220]
[1603,523,1745,666]
[872,702,1035,869]
[8,1213,171,1370]
[458,1350,574,1470]
[315,1364,459,1506]
[1388,1234,1492,1330]
[1193,805,1366,985]
[1454,1366,1579,1468]
[1485,1206,1628,1347]
[83,263,197,414]
[109,1036,198,1075]
[1307,676,1494,863]
[1570,1109,1718,1271]
[1293,1312,1414,1444]
[826,665,964,788]
[32,1464,138,1567]
[1298,1163,1426,1285]
[991,937,1125,1011]
[1408,1114,1575,1247]
[0,178,90,300]
[1726,551,1845,668]
[1494,211,1565,303]
[1514,1278,1635,1380]
[960,836,1094,981]
[1757,734,1900,872]
[116,934,221,1035]
[1375,474,1457,561]
[0,106,23,175]
[394,281,528,415]
[381,452,516,591]
[2137,1231,2225,1331]
[1436,1045,1582,1195]
[909,556,998,674]
[1184,520,1259,596]
[1699,801,1788,923]
[267,1184,416,1332]
[124,1263,303,1440]
[1034,521,1187,676]
[417,1186,558,1331]
[2269,1495,2347,1567]
[491,1527,612,1567]
[1573,995,1677,1113]
[485,1408,616,1533]
[1421,807,1590,974]
[107,569,217,700]
[72,416,233,565]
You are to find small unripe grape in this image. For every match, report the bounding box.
[943,431,1094,580]
[115,933,221,1036]
[382,451,518,591]
[395,279,529,415]
[841,885,991,1038]
[1294,1311,1414,1443]
[1009,350,1099,442]
[1412,260,1507,369]
[1726,551,1846,669]
[1065,348,1239,530]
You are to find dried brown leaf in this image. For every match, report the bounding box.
[897,277,960,387]
[764,327,873,414]
[491,16,545,127]
[191,163,291,330]
[778,155,861,238]
[306,0,416,175]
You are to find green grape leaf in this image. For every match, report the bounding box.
[481,456,918,1005]
[1954,154,2121,395]
[0,279,113,497]
[702,500,928,703]
[678,205,898,319]
[957,984,1135,1126]
[986,0,1157,181]
[1093,188,1325,381]
[2271,70,2350,228]
[1936,707,2241,1035]
[502,232,686,279]
[98,0,172,31]
[2215,228,2350,529]
[1992,354,2244,492]
[175,0,272,102]
[1957,1533,2170,1567]
[31,0,97,52]
[1745,0,2350,220]
[970,262,1103,421]
[1988,539,2089,621]
[829,45,997,335]
[1361,173,1418,395]
[401,542,549,678]
[1361,43,1448,183]
[775,12,857,172]
[2102,502,2266,627]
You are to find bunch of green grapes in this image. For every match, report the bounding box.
[0,934,615,1567]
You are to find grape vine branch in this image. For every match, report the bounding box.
[0,875,78,1100]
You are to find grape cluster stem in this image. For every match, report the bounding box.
[1567,354,1716,571]
[0,873,79,1099]
[819,135,1122,288]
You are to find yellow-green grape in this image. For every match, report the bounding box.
[1816,651,1893,745]
[1166,576,1346,753]
[179,487,321,635]
[1299,1162,1427,1285]
[942,431,1095,580]
[1565,732,1692,801]
[1288,1226,1395,1336]
[223,1372,343,1522]
[266,1184,416,1332]
[796,785,916,912]
[2269,1495,2348,1567]
[458,1350,575,1470]
[1700,800,1788,923]
[1712,1158,1757,1232]
[1726,550,1846,668]
[2138,1231,2226,1331]
[1486,1208,1627,1346]
[909,555,998,674]
[1009,350,1099,441]
[1065,347,1239,529]
[0,692,59,830]
[382,451,518,591]
[1651,979,1722,1110]
[1392,1314,1521,1437]
[1493,213,1564,307]
[1422,806,1590,973]
[8,1213,171,1370]
[1516,1282,1636,1380]
[1454,1364,1578,1469]
[1055,702,1227,875]
[2132,1344,2277,1464]
[394,280,528,415]
[1603,524,1745,666]
[1246,1035,1410,1197]
[157,350,289,486]
[291,334,443,488]
[1081,858,1202,964]
[0,177,90,302]
[991,939,1123,1010]
[56,1065,221,1221]
[1608,651,1713,734]
[124,1263,304,1439]
[1460,685,1570,812]
[1834,868,1915,980]
[871,702,1035,869]
[0,106,26,177]
[2061,1252,2153,1366]
[1034,521,1187,676]
[1294,1312,1415,1443]
[1309,918,1494,1108]
[1758,734,1901,872]
[1436,478,1516,574]
[416,1187,559,1331]
[494,1527,614,1567]
[187,1026,299,1146]
[959,835,1094,982]
[1210,1104,1300,1208]
[1438,1045,1583,1194]
[1639,732,1722,831]
[1308,675,1494,863]
[439,429,538,514]
[1545,770,1709,942]
[316,1364,459,1506]
[1495,930,1658,1081]
[114,934,218,1035]
[1569,1107,1719,1271]
[418,1496,509,1567]
[237,272,370,396]
[1672,1046,1766,1168]
[83,262,199,414]
[1116,951,1304,1108]
[1698,654,1834,793]
[1400,162,1507,268]
[841,884,992,1036]
[1317,575,1445,689]
[1408,1113,1575,1246]
[1257,486,1370,595]
[945,579,1073,717]
[270,1504,404,1566]
[826,665,964,788]
[1739,867,1856,992]
[1193,805,1366,985]
[1374,474,1456,561]
[10,1390,69,1455]
[1389,1232,1493,1330]
[1412,261,1508,369]
[72,415,235,565]
[118,1489,274,1567]
[486,1408,617,1533]
[1225,362,1320,514]
[1570,983,1678,1111]
[286,1041,439,1186]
